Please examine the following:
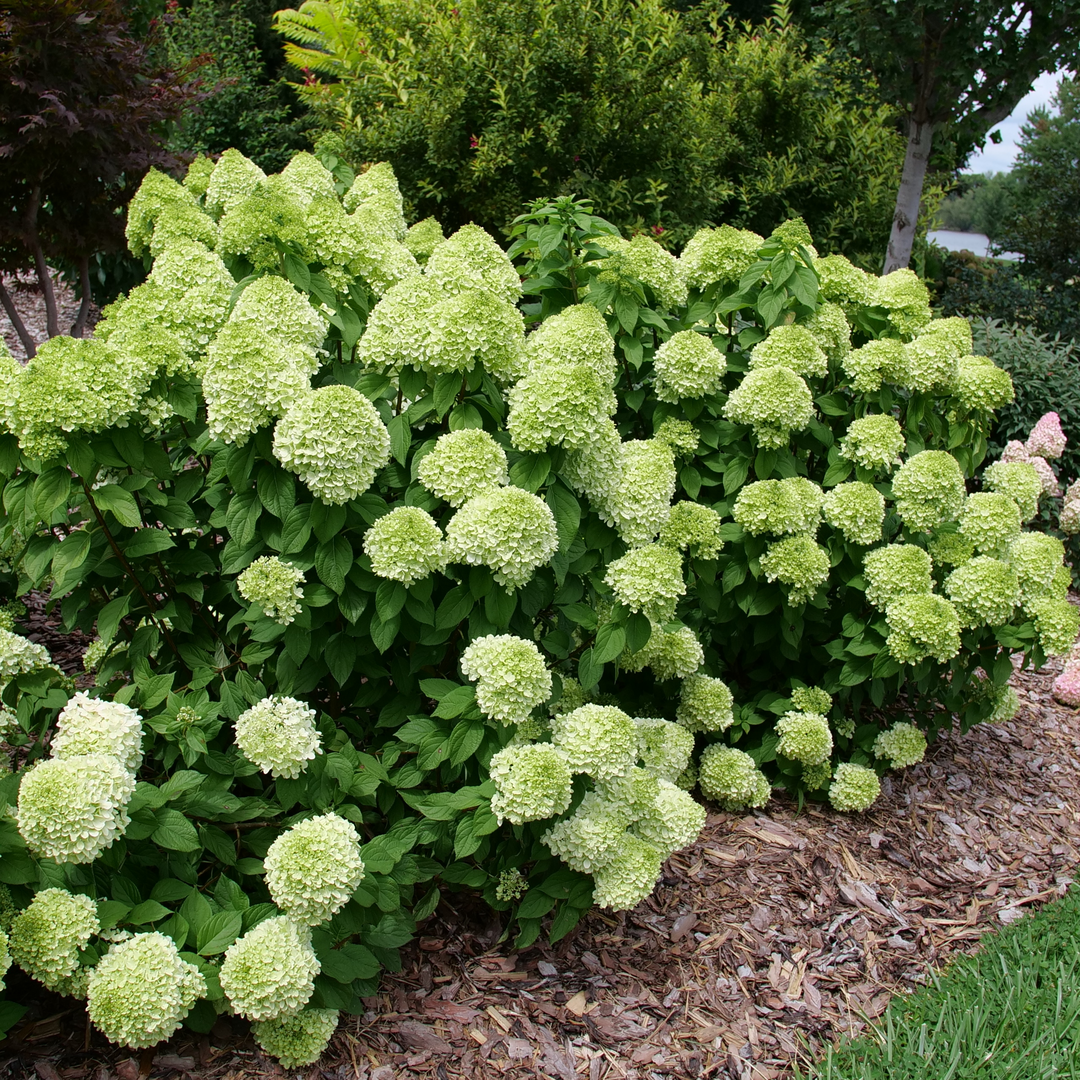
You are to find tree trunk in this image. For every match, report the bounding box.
[883,120,934,274]
[0,277,37,359]
[71,255,92,338]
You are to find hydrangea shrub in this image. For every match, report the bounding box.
[0,151,1072,1057]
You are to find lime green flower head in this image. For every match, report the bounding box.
[903,332,961,392]
[698,744,770,812]
[238,556,305,626]
[928,528,976,569]
[216,177,310,271]
[0,627,52,681]
[343,161,406,238]
[416,429,509,508]
[125,166,207,259]
[791,686,832,714]
[363,507,446,586]
[230,276,329,360]
[591,834,665,911]
[677,674,734,734]
[234,696,322,780]
[183,154,215,198]
[944,556,1019,627]
[776,710,832,766]
[252,1009,340,1069]
[551,704,638,780]
[605,544,686,623]
[603,439,678,547]
[805,301,851,363]
[543,791,629,873]
[524,303,618,384]
[507,360,617,452]
[828,762,880,812]
[873,722,927,770]
[489,743,573,825]
[953,357,1015,412]
[733,477,824,537]
[623,624,704,681]
[760,534,830,605]
[9,888,98,994]
[823,482,885,545]
[892,451,966,532]
[601,234,687,309]
[652,330,727,402]
[631,778,706,855]
[885,594,962,664]
[426,223,521,304]
[461,634,553,726]
[424,289,526,383]
[1028,597,1080,657]
[875,268,932,339]
[723,365,814,449]
[204,148,267,219]
[813,254,876,307]
[635,717,695,782]
[958,492,1022,556]
[220,916,320,1022]
[52,692,144,773]
[279,151,338,205]
[355,278,442,373]
[982,460,1043,522]
[750,324,828,379]
[841,338,908,393]
[679,225,763,289]
[1007,532,1067,602]
[659,502,725,559]
[405,217,446,266]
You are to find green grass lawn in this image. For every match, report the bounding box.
[797,888,1080,1079]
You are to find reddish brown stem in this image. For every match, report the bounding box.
[0,277,36,358]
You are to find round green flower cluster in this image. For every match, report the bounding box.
[1028,598,1080,657]
[822,482,885,545]
[676,674,735,733]
[507,359,617,452]
[405,217,446,264]
[723,366,814,449]
[828,762,881,811]
[252,1009,340,1068]
[423,290,526,382]
[632,779,706,853]
[814,254,876,307]
[658,501,725,559]
[603,439,678,547]
[560,419,622,507]
[953,356,1015,412]
[892,451,967,532]
[204,148,267,218]
[760,534,830,605]
[922,316,973,356]
[52,692,144,772]
[928,529,976,569]
[494,869,529,902]
[425,224,522,304]
[805,301,851,362]
[944,556,1019,627]
[750,324,828,379]
[652,330,726,402]
[445,486,558,589]
[590,834,666,911]
[488,743,573,825]
[230,276,329,362]
[698,745,770,812]
[305,197,359,269]
[234,696,322,779]
[874,268,932,339]
[732,477,824,537]
[792,685,832,713]
[903,332,960,392]
[635,717,695,782]
[653,418,700,457]
[604,544,686,623]
[982,460,1043,522]
[273,386,391,505]
[220,916,320,1022]
[550,704,639,781]
[355,278,440,373]
[838,414,906,473]
[344,162,406,233]
[9,888,99,994]
[523,304,617,383]
[776,710,833,766]
[264,813,365,925]
[363,507,446,586]
[216,178,309,272]
[679,225,763,288]
[957,492,1022,555]
[1007,533,1067,602]
[126,168,214,259]
[769,217,814,251]
[460,634,553,725]
[543,792,629,872]
[280,151,338,204]
[347,217,420,298]
[841,339,908,393]
[872,722,927,770]
[87,932,205,1049]
[237,556,305,626]
[885,594,962,664]
[0,627,52,681]
[601,235,687,310]
[417,429,508,507]
[986,682,1021,724]
[624,625,704,680]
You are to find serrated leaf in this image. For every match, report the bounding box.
[592,623,625,665]
[92,484,141,528]
[152,808,201,852]
[196,910,243,956]
[447,718,485,765]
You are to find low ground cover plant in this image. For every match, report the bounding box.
[0,148,1074,1064]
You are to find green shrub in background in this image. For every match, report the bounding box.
[0,148,1074,1063]
[275,0,904,260]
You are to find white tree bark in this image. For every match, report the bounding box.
[883,120,934,274]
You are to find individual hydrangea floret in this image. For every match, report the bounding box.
[0,628,52,682]
[750,324,828,379]
[679,225,763,288]
[235,697,322,780]
[652,330,727,402]
[489,744,573,825]
[776,711,833,766]
[604,544,686,623]
[838,414,906,474]
[982,460,1044,522]
[676,674,735,734]
[813,254,876,307]
[885,594,962,664]
[543,791,629,873]
[872,723,927,770]
[264,813,365,926]
[892,451,967,532]
[658,502,725,559]
[760,534,830,605]
[460,635,553,725]
[9,888,99,993]
[600,235,687,310]
[445,486,559,590]
[417,429,509,507]
[635,717,695,782]
[220,916,320,1022]
[1028,598,1080,658]
[603,439,678,547]
[507,360,616,452]
[632,779,706,854]
[87,932,206,1049]
[805,302,851,363]
[273,386,391,505]
[944,556,1019,627]
[51,692,143,772]
[822,482,885,546]
[623,625,704,681]
[363,507,446,586]
[875,268,932,339]
[550,704,638,781]
[237,556,305,626]
[1026,412,1067,459]
[1007,533,1067,602]
[733,477,824,537]
[828,762,881,812]
[723,366,814,449]
[953,357,1015,412]
[591,834,665,911]
[425,224,521,304]
[698,745,770,812]
[957,491,1022,556]
[252,1009,340,1069]
[523,304,617,384]
[841,338,908,393]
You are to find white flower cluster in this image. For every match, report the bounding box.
[252,1009,340,1068]
[524,304,617,381]
[841,338,908,393]
[489,743,574,825]
[822,482,885,545]
[425,224,522,304]
[838,414,906,474]
[874,268,932,339]
[750,324,828,379]
[805,301,851,363]
[363,507,446,586]
[733,477,823,537]
[598,439,678,547]
[944,556,1019,627]
[636,717,695,782]
[952,356,1015,412]
[676,674,735,733]
[550,704,639,781]
[957,492,1022,556]
[51,692,144,772]
[1007,533,1068,604]
[623,624,704,680]
[760,535,831,605]
[0,628,52,682]
[461,634,553,725]
[872,722,927,770]
[423,289,527,382]
[9,888,99,995]
[235,696,323,779]
[813,254,876,308]
[724,365,815,448]
[220,915,320,1022]
[604,544,686,623]
[652,330,726,402]
[507,357,617,451]
[891,451,967,532]
[776,710,833,765]
[417,429,509,507]
[902,329,961,392]
[238,556,305,625]
[230,276,329,363]
[828,762,881,812]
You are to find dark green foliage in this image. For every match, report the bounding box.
[934,172,1017,241]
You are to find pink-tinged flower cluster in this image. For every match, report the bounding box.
[1026,412,1067,460]
[1053,661,1080,707]
[1061,480,1080,535]
[1001,439,1060,496]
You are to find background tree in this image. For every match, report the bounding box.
[933,172,1017,241]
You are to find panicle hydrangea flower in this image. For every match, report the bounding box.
[252,1009,340,1069]
[235,696,322,779]
[957,492,1022,555]
[658,502,725,559]
[601,235,687,309]
[1001,439,1060,494]
[279,152,338,204]
[801,762,832,790]
[17,755,134,863]
[768,217,814,252]
[125,167,206,258]
[1061,480,1080,535]
[885,594,962,664]
[623,625,704,681]
[677,674,734,733]
[348,210,422,296]
[892,451,967,531]
[873,722,927,769]
[0,929,9,993]
[792,686,832,713]
[9,888,98,993]
[95,312,192,380]
[698,745,770,812]
[632,779,706,853]
[921,316,973,356]
[805,301,851,363]
[204,148,267,219]
[215,177,310,271]
[988,682,1021,724]
[237,556,305,626]
[87,932,205,1049]
[489,744,573,825]
[635,717,694,782]
[143,238,234,350]
[1028,598,1080,657]
[405,217,446,265]
[928,529,976,569]
[944,556,1019,627]
[902,332,961,392]
[444,486,558,589]
[264,813,365,925]
[591,834,665,911]
[604,544,686,623]
[523,304,618,384]
[507,361,617,452]
[551,676,588,718]
[561,417,623,507]
[230,277,328,361]
[272,386,391,504]
[603,439,678,546]
[652,330,726,402]
[0,628,52,681]
[52,693,143,772]
[424,290,527,383]
[679,225,763,289]
[760,535,830,605]
[550,704,639,780]
[425,224,521,304]
[183,154,215,198]
[776,710,832,765]
[220,916,320,1022]
[874,268,932,338]
[1007,533,1067,602]
[460,635,553,725]
[653,418,700,457]
[418,430,508,509]
[953,357,1015,412]
[732,477,823,537]
[146,201,218,258]
[723,365,814,449]
[749,324,828,379]
[363,507,445,586]
[354,278,442,373]
[841,338,908,393]
[982,460,1043,522]
[495,869,529,902]
[543,791,629,872]
[1026,412,1067,459]
[822,482,885,545]
[343,162,406,237]
[813,254,876,307]
[828,762,881,812]
[303,196,359,270]
[1052,661,1080,707]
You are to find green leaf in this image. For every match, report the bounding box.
[517,890,557,919]
[225,490,261,548]
[433,685,476,719]
[388,413,411,467]
[34,467,71,520]
[51,529,91,581]
[816,394,850,417]
[320,942,381,982]
[280,505,312,553]
[614,291,639,333]
[375,579,407,622]
[433,373,461,418]
[152,808,201,852]
[823,459,853,487]
[197,910,244,956]
[97,593,132,645]
[92,484,141,528]
[724,455,750,497]
[447,718,485,766]
[315,535,352,594]
[124,529,175,558]
[509,452,550,493]
[578,647,600,692]
[592,623,626,665]
[128,899,171,925]
[435,585,473,630]
[256,467,296,520]
[283,252,311,292]
[546,481,581,554]
[625,612,652,654]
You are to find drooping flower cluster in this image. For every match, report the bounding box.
[760,534,831,605]
[652,330,726,402]
[460,635,553,725]
[604,545,686,623]
[733,477,823,537]
[749,324,828,379]
[220,916,320,1022]
[944,556,1019,627]
[9,888,99,995]
[237,556,306,625]
[723,366,814,448]
[51,693,144,772]
[234,696,322,779]
[885,594,962,664]
[872,722,927,770]
[838,414,906,473]
[679,225,763,288]
[822,482,885,545]
[489,744,574,825]
[417,429,509,507]
[658,501,725,559]
[363,507,446,586]
[828,762,881,812]
[251,1009,340,1068]
[697,745,770,812]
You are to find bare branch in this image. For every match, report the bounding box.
[0,276,37,358]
